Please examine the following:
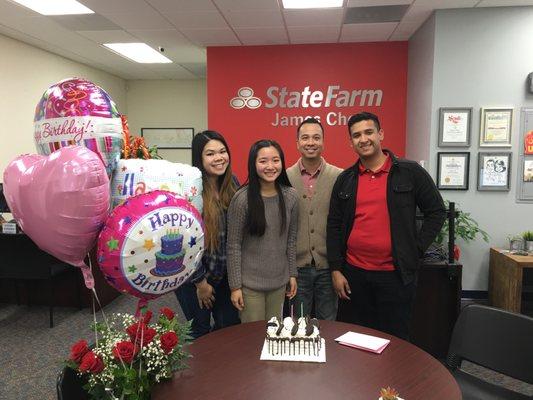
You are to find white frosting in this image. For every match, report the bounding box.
[266,317,279,338]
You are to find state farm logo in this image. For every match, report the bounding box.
[230,87,262,109]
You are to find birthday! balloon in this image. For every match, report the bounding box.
[33,77,123,177]
[97,190,204,300]
[3,146,110,289]
[111,159,203,212]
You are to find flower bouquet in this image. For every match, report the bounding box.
[66,307,190,400]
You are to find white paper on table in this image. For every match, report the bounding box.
[259,338,326,363]
[334,331,390,354]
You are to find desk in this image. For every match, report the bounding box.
[489,248,533,313]
[0,233,120,320]
[153,321,461,400]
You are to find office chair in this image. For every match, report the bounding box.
[446,304,533,400]
[56,366,89,400]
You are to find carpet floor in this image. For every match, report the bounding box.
[1,295,532,400]
[0,293,183,400]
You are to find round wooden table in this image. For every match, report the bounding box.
[153,320,461,400]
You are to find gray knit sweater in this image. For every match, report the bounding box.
[227,185,299,291]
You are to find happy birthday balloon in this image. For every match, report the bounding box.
[111,159,203,212]
[33,77,123,177]
[97,191,204,300]
[3,146,111,288]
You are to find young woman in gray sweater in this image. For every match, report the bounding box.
[227,140,299,322]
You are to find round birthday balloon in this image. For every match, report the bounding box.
[97,191,204,300]
[33,77,123,177]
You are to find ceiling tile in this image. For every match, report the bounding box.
[78,0,154,14]
[222,10,284,28]
[214,0,280,11]
[389,21,422,40]
[145,0,218,13]
[412,0,479,7]
[283,8,344,27]
[235,27,288,45]
[164,11,229,29]
[180,28,241,46]
[348,0,413,5]
[50,14,121,31]
[143,64,198,79]
[0,1,39,17]
[128,29,206,63]
[76,30,138,43]
[340,22,397,42]
[400,6,433,22]
[105,11,174,30]
[477,0,533,6]
[180,62,207,77]
[288,26,341,44]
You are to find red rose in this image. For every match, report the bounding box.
[142,310,153,324]
[160,307,175,321]
[126,322,156,347]
[79,351,104,374]
[70,339,89,364]
[160,331,178,354]
[112,341,137,363]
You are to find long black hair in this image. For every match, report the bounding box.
[245,139,292,236]
[192,130,237,252]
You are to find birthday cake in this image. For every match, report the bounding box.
[260,316,325,362]
[151,231,185,276]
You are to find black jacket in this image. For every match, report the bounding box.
[326,150,446,285]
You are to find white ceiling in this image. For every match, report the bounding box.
[1,0,532,80]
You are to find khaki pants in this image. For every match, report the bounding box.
[240,286,286,323]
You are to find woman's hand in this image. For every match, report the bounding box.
[286,277,297,299]
[231,288,244,311]
[195,279,215,309]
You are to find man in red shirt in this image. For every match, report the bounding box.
[327,112,445,339]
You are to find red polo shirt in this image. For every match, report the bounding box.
[346,155,394,271]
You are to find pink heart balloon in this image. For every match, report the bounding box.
[3,146,110,288]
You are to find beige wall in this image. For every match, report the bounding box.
[0,34,127,173]
[125,80,207,164]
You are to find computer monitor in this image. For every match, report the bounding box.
[0,183,12,213]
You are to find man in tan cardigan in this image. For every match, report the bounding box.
[287,118,342,320]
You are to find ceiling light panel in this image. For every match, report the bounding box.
[10,0,94,15]
[103,43,172,63]
[282,0,343,9]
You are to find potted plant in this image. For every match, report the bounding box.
[522,231,533,252]
[428,200,489,261]
[379,387,403,400]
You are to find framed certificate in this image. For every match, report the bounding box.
[437,152,470,190]
[480,108,513,147]
[438,107,472,147]
[141,128,194,149]
[477,152,511,191]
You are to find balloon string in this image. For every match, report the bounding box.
[87,253,110,330]
[92,293,98,348]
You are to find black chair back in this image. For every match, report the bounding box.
[447,304,533,384]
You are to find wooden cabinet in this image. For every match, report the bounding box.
[489,248,533,313]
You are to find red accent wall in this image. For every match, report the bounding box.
[208,42,407,181]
